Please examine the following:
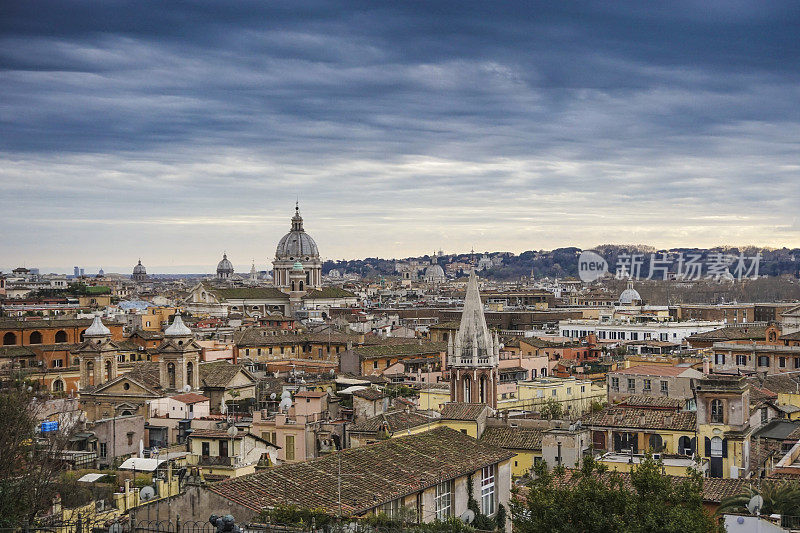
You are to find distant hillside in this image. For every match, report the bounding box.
[324,246,800,281]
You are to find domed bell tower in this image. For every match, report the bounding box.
[77,316,119,388]
[156,314,200,391]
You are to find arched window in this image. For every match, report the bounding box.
[79,329,86,342]
[55,330,68,343]
[121,410,133,417]
[291,281,296,291]
[678,436,696,456]
[299,281,304,291]
[105,360,112,382]
[463,376,471,402]
[167,362,176,389]
[3,332,16,345]
[86,361,95,386]
[648,434,663,452]
[710,399,724,423]
[711,436,723,457]
[186,361,194,388]
[52,379,64,392]
[29,331,43,344]
[479,376,487,404]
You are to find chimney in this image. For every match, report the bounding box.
[702,357,710,375]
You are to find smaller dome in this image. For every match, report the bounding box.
[165,314,192,337]
[217,253,234,273]
[133,260,146,274]
[292,261,304,271]
[84,316,111,337]
[424,264,446,282]
[619,281,642,305]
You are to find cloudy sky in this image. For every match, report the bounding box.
[2,1,799,274]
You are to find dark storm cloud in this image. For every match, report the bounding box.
[1,1,799,271]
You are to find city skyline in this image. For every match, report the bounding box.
[2,2,800,267]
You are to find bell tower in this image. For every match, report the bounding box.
[155,314,201,391]
[449,270,499,408]
[77,316,119,388]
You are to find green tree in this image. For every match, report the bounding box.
[510,455,718,533]
[539,398,563,420]
[717,480,800,517]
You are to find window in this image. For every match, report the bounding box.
[55,330,68,343]
[127,432,134,446]
[795,358,800,369]
[714,353,725,365]
[758,356,770,367]
[736,355,747,366]
[219,440,229,457]
[29,331,43,344]
[627,378,636,393]
[780,357,786,368]
[660,381,668,394]
[710,399,724,423]
[52,359,63,368]
[435,480,453,520]
[481,465,496,515]
[99,442,107,458]
[648,434,663,452]
[643,379,651,391]
[551,389,557,396]
[581,386,585,393]
[285,435,295,461]
[610,377,619,391]
[201,442,210,456]
[761,407,769,424]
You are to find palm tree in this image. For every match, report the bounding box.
[717,481,800,517]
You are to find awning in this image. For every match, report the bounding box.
[118,458,166,472]
[77,473,106,483]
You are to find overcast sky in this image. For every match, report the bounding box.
[2,1,799,274]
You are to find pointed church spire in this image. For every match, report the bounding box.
[452,270,495,366]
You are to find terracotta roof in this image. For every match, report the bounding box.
[302,287,358,299]
[203,283,289,301]
[748,372,800,395]
[171,392,209,404]
[480,426,543,450]
[353,342,446,360]
[585,406,696,432]
[0,318,121,330]
[549,468,749,503]
[618,395,683,409]
[208,427,514,514]
[124,361,162,390]
[234,330,359,347]
[440,402,489,421]
[780,331,800,341]
[349,410,433,433]
[0,346,36,357]
[351,388,386,401]
[687,324,768,342]
[613,365,695,377]
[200,361,253,388]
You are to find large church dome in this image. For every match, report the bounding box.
[217,253,234,274]
[275,205,319,259]
[133,260,146,275]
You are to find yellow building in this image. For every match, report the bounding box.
[499,376,606,416]
[480,425,542,477]
[695,374,753,479]
[417,386,450,412]
[186,428,277,481]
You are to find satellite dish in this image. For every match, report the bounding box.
[109,523,124,533]
[279,398,292,412]
[281,390,291,400]
[460,510,475,524]
[139,486,156,502]
[747,494,764,515]
[269,393,277,400]
[183,385,192,392]
[227,425,238,437]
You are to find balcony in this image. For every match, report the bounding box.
[199,455,233,467]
